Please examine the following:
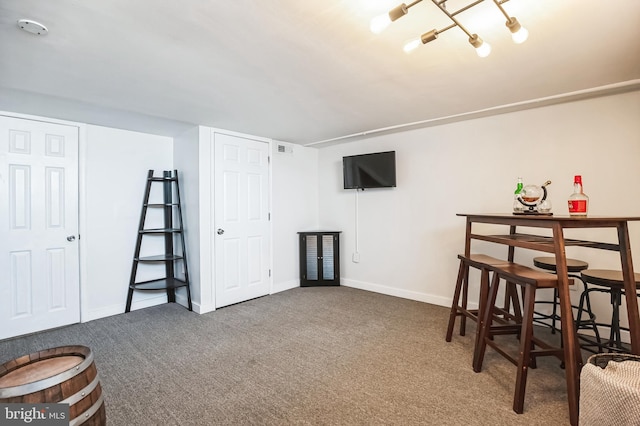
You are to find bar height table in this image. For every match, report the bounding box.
[457,213,640,426]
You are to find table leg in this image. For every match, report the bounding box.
[617,222,640,354]
[552,223,581,426]
[464,218,472,257]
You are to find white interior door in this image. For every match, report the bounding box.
[214,133,270,308]
[0,116,80,340]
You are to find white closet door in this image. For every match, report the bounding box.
[0,116,80,340]
[213,133,270,308]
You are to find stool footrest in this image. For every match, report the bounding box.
[489,324,522,335]
[484,341,518,366]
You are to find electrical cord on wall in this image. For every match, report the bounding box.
[353,189,360,263]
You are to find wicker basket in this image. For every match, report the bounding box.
[579,353,640,426]
[587,352,640,368]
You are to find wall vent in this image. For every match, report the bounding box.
[276,144,293,154]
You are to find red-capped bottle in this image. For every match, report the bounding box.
[568,175,588,216]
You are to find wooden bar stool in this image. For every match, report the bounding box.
[473,263,568,414]
[445,254,518,344]
[579,269,640,353]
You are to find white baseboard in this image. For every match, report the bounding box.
[272,279,299,294]
[82,294,168,322]
[192,300,215,314]
[341,278,459,308]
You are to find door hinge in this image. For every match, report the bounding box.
[268,212,271,220]
[269,269,271,277]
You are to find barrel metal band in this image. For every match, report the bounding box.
[61,373,100,406]
[69,392,104,426]
[0,350,94,399]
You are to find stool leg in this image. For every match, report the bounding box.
[583,284,602,350]
[473,272,501,373]
[576,282,603,353]
[446,260,467,342]
[513,283,536,414]
[611,289,622,350]
[461,264,470,337]
[473,268,491,356]
[507,282,523,324]
[550,287,559,334]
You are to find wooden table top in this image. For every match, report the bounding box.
[458,213,640,222]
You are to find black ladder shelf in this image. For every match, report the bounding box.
[125,170,192,312]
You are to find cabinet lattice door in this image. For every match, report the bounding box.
[298,232,340,287]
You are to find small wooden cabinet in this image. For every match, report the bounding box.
[298,231,341,287]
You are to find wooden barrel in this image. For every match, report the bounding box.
[0,345,106,426]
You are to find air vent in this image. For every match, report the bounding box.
[276,144,293,154]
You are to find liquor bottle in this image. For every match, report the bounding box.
[513,177,524,212]
[568,175,588,216]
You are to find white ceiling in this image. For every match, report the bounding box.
[1,0,639,145]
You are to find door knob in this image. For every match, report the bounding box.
[67,235,76,242]
[217,228,225,235]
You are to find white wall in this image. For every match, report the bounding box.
[173,125,207,312]
[271,141,319,293]
[317,91,640,329]
[82,125,173,320]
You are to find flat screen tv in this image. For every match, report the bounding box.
[343,151,396,190]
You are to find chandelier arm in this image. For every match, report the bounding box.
[492,0,513,22]
[434,23,456,35]
[406,0,424,9]
[449,0,486,18]
[431,0,474,38]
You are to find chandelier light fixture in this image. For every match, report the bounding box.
[370,0,528,57]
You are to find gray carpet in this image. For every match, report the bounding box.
[0,287,571,425]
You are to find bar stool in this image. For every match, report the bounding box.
[473,263,568,414]
[446,254,520,344]
[532,257,601,352]
[579,269,640,353]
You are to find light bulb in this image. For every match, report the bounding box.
[469,35,491,58]
[506,17,528,44]
[370,13,391,34]
[371,4,408,34]
[475,41,491,57]
[403,37,421,54]
[511,26,529,44]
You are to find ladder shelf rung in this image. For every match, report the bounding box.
[144,203,179,207]
[149,177,177,182]
[130,278,188,291]
[139,228,182,234]
[135,254,184,262]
